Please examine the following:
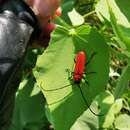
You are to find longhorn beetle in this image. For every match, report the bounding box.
[41,51,104,116]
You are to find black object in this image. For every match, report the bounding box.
[0,0,40,129]
[0,0,41,38]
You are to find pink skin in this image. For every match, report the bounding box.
[26,0,61,47]
[26,0,61,27]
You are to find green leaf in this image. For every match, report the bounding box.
[115,114,130,130]
[96,0,130,56]
[71,92,123,130]
[98,98,122,128]
[114,65,130,99]
[60,0,76,24]
[96,0,110,22]
[96,91,115,128]
[110,99,123,114]
[96,0,130,24]
[71,103,99,130]
[9,75,48,130]
[68,8,85,26]
[33,25,109,130]
[107,0,130,55]
[71,91,115,130]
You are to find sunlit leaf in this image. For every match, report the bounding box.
[68,8,84,26]
[110,99,123,114]
[114,65,130,99]
[33,24,109,130]
[96,0,130,56]
[115,114,130,130]
[71,91,116,130]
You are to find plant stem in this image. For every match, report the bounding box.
[83,10,96,18]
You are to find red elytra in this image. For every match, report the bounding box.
[74,51,86,84]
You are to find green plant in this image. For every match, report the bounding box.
[9,0,130,130]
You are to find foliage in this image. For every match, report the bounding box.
[33,24,109,130]
[10,0,130,130]
[71,91,123,129]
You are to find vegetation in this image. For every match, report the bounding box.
[9,0,130,130]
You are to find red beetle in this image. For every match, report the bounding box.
[41,51,104,116]
[73,51,86,84]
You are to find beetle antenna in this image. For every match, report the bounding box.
[40,82,74,92]
[47,91,73,105]
[78,85,105,116]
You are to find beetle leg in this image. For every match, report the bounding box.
[39,82,72,91]
[84,71,96,75]
[65,68,74,80]
[74,58,76,63]
[84,79,89,86]
[82,76,89,86]
[83,71,96,85]
[86,52,97,65]
[47,91,73,105]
